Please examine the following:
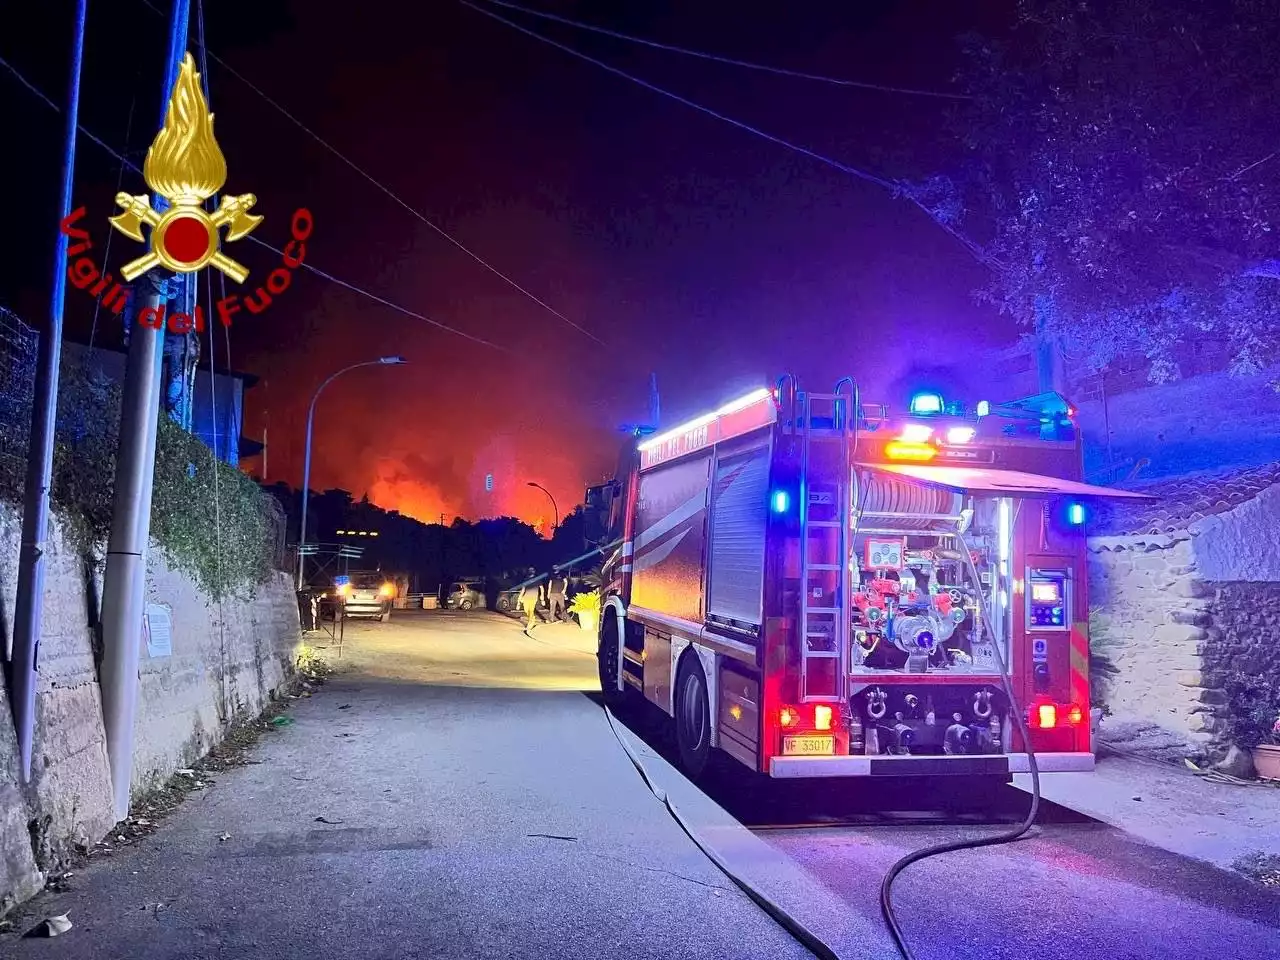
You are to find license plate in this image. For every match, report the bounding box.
[782,735,834,756]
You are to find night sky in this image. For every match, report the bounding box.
[2,0,1017,528]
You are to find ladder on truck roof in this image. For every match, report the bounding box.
[792,382,855,703]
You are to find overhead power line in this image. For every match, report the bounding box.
[136,0,603,346]
[0,55,513,356]
[475,0,971,100]
[459,0,988,263]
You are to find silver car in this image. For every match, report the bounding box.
[445,581,486,610]
[339,574,394,621]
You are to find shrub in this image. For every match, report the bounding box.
[151,415,276,600]
[1087,609,1122,715]
[1,353,277,601]
[1221,671,1280,747]
[568,589,601,618]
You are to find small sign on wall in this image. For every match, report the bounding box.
[145,605,172,658]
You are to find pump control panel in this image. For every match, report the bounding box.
[1027,569,1070,630]
[865,537,905,571]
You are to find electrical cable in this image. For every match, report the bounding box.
[0,54,512,356]
[474,0,971,100]
[877,523,1042,960]
[601,705,840,960]
[458,0,990,265]
[193,3,232,371]
[196,0,233,733]
[89,74,139,353]
[134,0,604,347]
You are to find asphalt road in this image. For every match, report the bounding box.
[5,610,1277,960]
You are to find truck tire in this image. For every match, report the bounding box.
[597,613,626,710]
[496,595,511,612]
[674,654,711,779]
[460,599,473,610]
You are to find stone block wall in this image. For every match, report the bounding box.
[1086,534,1218,745]
[1086,479,1280,757]
[0,502,302,914]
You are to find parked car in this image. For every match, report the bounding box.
[445,581,486,610]
[495,577,541,613]
[495,573,598,616]
[339,572,395,621]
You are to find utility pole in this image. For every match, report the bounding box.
[8,0,90,784]
[99,0,191,821]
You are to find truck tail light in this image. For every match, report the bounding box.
[1031,703,1057,729]
[814,705,833,731]
[1030,702,1085,730]
[780,707,799,728]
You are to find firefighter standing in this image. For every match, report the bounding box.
[547,573,569,622]
[518,580,543,634]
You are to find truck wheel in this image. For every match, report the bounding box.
[597,614,625,710]
[496,596,511,612]
[460,599,473,610]
[675,655,711,779]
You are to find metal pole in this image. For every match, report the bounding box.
[99,0,191,821]
[8,0,90,784]
[527,481,559,533]
[297,357,405,589]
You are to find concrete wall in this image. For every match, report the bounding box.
[1087,481,1280,756]
[0,502,301,914]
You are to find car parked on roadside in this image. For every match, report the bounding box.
[495,573,598,616]
[445,580,486,610]
[338,572,395,621]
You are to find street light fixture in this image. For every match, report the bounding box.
[296,356,407,589]
[526,481,559,535]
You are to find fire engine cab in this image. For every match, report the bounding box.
[589,376,1151,780]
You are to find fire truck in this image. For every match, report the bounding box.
[589,377,1150,780]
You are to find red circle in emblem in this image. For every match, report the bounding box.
[163,216,211,264]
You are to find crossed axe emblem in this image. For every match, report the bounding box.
[109,192,263,283]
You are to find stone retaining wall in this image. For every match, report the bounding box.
[0,502,302,915]
[1087,478,1280,758]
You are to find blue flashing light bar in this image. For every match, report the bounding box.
[909,392,945,415]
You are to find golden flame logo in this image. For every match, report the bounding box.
[110,53,262,283]
[143,54,227,203]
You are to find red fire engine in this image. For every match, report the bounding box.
[589,377,1150,780]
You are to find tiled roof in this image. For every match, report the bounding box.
[1090,461,1280,536]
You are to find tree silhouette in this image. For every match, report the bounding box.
[947,0,1280,382]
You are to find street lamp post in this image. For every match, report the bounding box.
[296,356,406,590]
[526,481,559,535]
